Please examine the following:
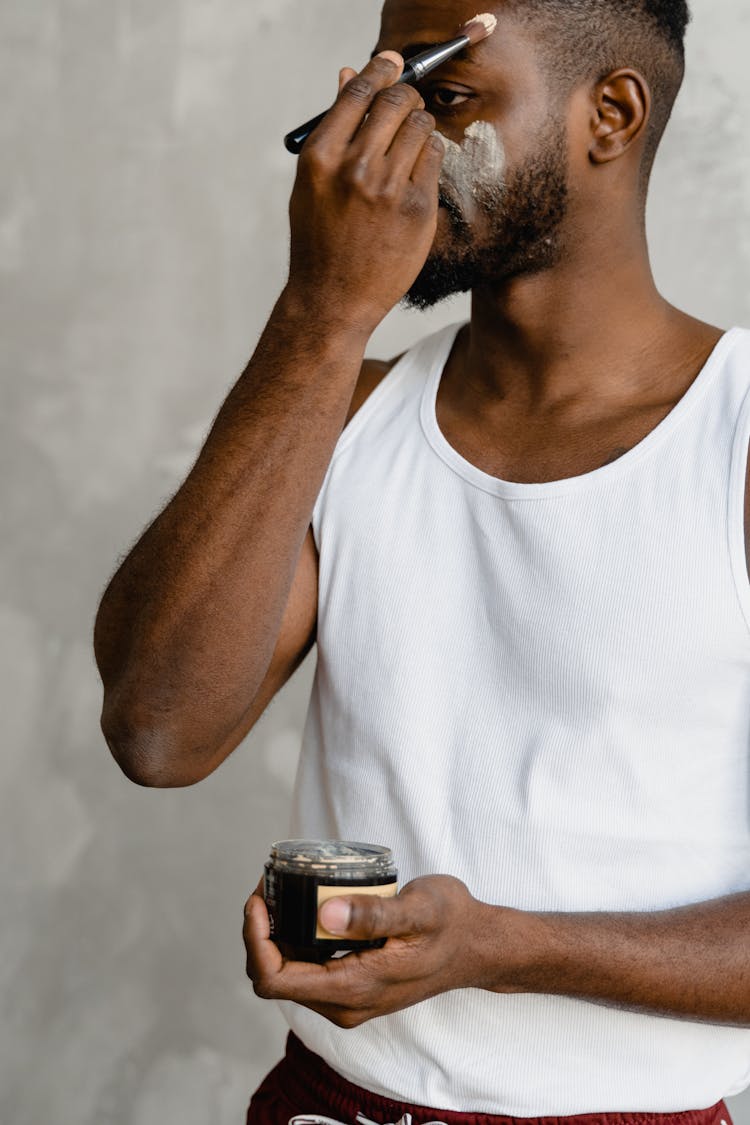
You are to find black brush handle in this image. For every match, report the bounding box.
[284,110,330,154]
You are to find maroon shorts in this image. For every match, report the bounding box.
[246,1031,734,1125]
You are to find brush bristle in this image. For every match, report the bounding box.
[461,12,498,45]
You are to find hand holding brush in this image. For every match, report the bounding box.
[284,13,498,154]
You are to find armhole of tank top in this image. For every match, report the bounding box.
[335,346,417,459]
[727,376,750,637]
[310,344,419,550]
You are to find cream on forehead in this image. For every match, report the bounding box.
[437,121,506,212]
[468,12,498,36]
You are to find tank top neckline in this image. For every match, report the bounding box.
[419,321,742,500]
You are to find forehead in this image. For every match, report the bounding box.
[376,1,534,73]
[378,0,501,43]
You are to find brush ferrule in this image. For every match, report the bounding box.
[400,35,470,84]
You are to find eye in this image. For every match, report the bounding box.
[424,87,471,113]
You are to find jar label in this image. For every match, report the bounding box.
[315,881,398,939]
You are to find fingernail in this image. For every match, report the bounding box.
[320,898,351,935]
[376,51,403,69]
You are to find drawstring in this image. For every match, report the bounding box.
[289,1113,449,1125]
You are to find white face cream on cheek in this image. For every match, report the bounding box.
[436,120,506,216]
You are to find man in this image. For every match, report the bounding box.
[94,0,750,1121]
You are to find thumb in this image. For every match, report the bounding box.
[319,887,425,941]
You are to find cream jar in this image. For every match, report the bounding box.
[264,840,398,963]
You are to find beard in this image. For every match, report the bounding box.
[402,124,569,311]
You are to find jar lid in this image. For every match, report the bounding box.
[269,839,394,874]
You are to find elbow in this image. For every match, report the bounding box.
[100,697,212,789]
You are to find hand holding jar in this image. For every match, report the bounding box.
[243,846,536,1029]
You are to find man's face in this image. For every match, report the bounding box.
[374,0,570,308]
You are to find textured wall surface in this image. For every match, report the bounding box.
[2,2,749,1122]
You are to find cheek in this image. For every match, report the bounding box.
[437,121,507,210]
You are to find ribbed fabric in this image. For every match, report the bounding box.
[247,1032,733,1125]
[282,322,750,1114]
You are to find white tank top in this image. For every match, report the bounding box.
[282,321,750,1114]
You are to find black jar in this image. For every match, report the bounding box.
[264,840,398,963]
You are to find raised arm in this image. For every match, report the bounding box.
[94,52,443,787]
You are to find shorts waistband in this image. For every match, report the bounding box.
[281,1032,731,1125]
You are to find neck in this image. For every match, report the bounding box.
[462,226,679,408]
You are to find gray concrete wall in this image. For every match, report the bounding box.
[2,2,749,1122]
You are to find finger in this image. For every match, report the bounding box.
[252,940,382,1007]
[304,53,405,156]
[243,890,283,982]
[318,885,436,942]
[382,108,437,180]
[410,130,447,188]
[242,875,265,923]
[338,67,357,94]
[349,78,425,158]
[243,880,377,1005]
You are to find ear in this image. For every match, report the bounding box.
[589,69,650,165]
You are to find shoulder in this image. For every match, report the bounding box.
[344,353,406,428]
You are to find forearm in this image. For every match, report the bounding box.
[485,890,750,1026]
[95,291,366,767]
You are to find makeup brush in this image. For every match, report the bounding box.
[283,12,498,154]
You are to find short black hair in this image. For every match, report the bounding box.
[510,0,691,181]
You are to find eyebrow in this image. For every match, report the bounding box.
[369,42,475,64]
